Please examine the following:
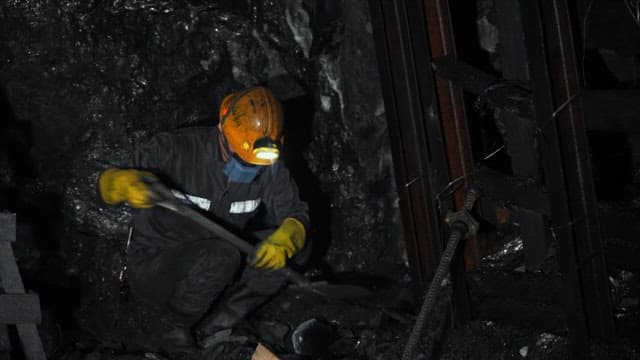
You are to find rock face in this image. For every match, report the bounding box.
[306,0,404,276]
[0,0,405,352]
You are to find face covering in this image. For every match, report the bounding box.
[223,154,262,183]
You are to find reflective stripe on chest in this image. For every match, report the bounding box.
[229,199,261,214]
[170,190,260,214]
[171,190,212,211]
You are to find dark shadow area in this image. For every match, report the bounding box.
[449,0,500,76]
[280,95,332,269]
[465,93,512,175]
[0,85,34,190]
[583,48,628,89]
[0,84,82,358]
[588,130,632,201]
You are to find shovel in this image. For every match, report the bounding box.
[142,177,373,300]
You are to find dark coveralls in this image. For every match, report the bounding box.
[125,126,309,333]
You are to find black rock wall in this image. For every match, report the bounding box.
[306,0,404,275]
[0,0,406,341]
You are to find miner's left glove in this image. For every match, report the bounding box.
[98,168,158,208]
[252,217,306,270]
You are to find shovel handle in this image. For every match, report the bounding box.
[144,178,311,286]
[279,267,311,286]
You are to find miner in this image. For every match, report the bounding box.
[96,86,309,352]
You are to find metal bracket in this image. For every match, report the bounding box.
[445,208,480,239]
[444,187,481,239]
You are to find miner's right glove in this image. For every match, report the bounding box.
[252,217,306,270]
[98,168,157,208]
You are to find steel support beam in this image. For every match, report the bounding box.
[422,0,479,271]
[423,0,478,325]
[370,0,478,326]
[519,0,616,355]
[369,0,451,285]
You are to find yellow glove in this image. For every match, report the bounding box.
[98,168,157,208]
[252,217,306,270]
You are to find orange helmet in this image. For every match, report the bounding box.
[219,86,284,166]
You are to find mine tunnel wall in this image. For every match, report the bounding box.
[0,0,407,337]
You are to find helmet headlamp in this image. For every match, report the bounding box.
[253,137,280,162]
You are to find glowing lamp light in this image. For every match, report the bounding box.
[253,137,281,162]
[254,147,279,160]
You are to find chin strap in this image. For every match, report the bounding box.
[217,130,231,162]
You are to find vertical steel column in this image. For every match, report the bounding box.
[369,0,452,284]
[370,0,476,326]
[423,0,480,270]
[519,0,615,354]
[422,0,476,325]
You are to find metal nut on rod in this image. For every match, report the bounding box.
[444,186,481,238]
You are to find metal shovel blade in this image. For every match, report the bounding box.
[289,281,374,300]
